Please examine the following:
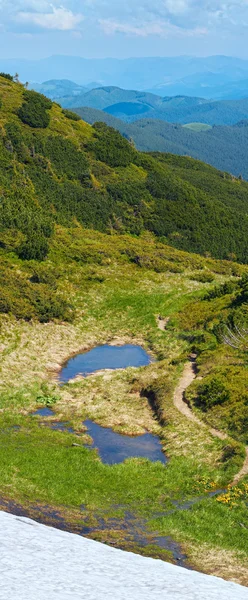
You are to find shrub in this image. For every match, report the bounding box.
[190,271,215,283]
[89,122,137,167]
[17,234,49,261]
[0,264,73,322]
[4,121,30,161]
[236,274,248,305]
[17,90,52,128]
[29,264,60,287]
[221,441,241,463]
[206,280,237,300]
[62,109,81,122]
[193,376,230,411]
[0,73,13,81]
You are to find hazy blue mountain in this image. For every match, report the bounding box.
[58,86,163,111]
[104,97,248,126]
[57,85,248,126]
[75,105,248,179]
[147,71,248,99]
[1,55,248,97]
[30,80,88,99]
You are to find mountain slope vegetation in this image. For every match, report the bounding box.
[1,76,248,265]
[0,75,248,584]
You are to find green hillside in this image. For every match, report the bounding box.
[1,76,248,265]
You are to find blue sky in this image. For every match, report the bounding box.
[0,1,246,59]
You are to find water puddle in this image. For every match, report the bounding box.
[50,422,75,434]
[59,344,151,383]
[32,407,55,417]
[32,409,76,434]
[33,344,164,463]
[31,410,166,464]
[84,419,167,465]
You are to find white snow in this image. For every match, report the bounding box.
[0,510,247,600]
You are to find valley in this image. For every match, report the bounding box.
[0,75,248,588]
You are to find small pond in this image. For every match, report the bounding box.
[32,410,166,465]
[34,344,165,464]
[59,344,151,383]
[84,419,167,465]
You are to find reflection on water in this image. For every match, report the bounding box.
[84,419,167,465]
[32,407,54,417]
[60,344,151,383]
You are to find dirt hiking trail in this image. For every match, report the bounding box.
[173,359,248,485]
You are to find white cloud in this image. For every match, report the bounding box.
[163,0,190,16]
[99,18,207,38]
[99,19,164,37]
[16,5,84,31]
[1,0,248,37]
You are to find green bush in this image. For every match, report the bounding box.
[89,122,137,167]
[190,271,215,283]
[0,73,13,81]
[29,264,60,287]
[0,264,72,322]
[206,280,237,300]
[17,90,52,128]
[17,234,49,261]
[193,376,230,411]
[221,441,241,463]
[62,109,81,122]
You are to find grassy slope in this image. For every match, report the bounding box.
[0,77,248,583]
[0,226,248,584]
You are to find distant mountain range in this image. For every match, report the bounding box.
[31,79,101,99]
[27,79,248,179]
[2,54,248,99]
[30,81,248,127]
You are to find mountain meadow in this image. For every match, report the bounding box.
[0,75,248,585]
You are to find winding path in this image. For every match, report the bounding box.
[173,360,248,485]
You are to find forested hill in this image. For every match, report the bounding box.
[57,85,248,126]
[1,74,248,263]
[74,106,248,180]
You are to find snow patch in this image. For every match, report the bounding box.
[0,510,247,599]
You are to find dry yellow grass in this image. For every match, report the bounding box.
[189,543,248,587]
